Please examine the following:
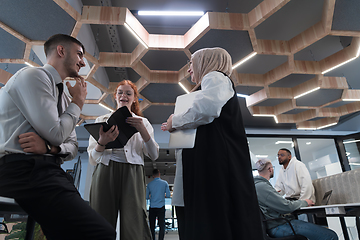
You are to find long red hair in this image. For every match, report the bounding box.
[114,80,142,116]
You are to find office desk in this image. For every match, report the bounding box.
[295,203,360,240]
[0,197,35,240]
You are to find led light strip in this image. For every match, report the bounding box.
[138,11,204,16]
[315,122,337,130]
[25,61,35,67]
[124,23,148,49]
[236,93,248,98]
[297,122,337,130]
[252,114,275,117]
[275,141,293,144]
[232,52,257,69]
[342,98,360,101]
[252,114,278,123]
[297,127,317,130]
[178,82,190,94]
[294,87,320,99]
[343,139,360,144]
[322,45,360,74]
[322,57,357,74]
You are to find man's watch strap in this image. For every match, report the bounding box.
[45,140,52,154]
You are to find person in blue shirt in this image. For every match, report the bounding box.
[146,169,171,240]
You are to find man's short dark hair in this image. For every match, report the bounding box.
[152,169,160,176]
[44,34,85,57]
[279,148,291,155]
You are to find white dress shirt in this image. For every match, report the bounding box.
[171,71,234,206]
[0,64,80,161]
[87,113,159,166]
[172,71,234,130]
[275,157,316,203]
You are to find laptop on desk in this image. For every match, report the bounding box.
[321,190,333,205]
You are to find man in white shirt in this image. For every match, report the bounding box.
[0,34,115,239]
[275,148,315,203]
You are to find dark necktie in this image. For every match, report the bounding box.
[56,83,63,116]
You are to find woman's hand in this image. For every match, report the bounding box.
[126,117,145,132]
[126,117,151,142]
[161,115,175,132]
[98,125,119,146]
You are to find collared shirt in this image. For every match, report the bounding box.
[87,113,159,166]
[171,71,234,207]
[0,64,80,161]
[172,71,234,130]
[275,157,316,203]
[146,177,171,208]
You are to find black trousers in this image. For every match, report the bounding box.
[175,206,185,240]
[0,155,116,240]
[149,206,165,240]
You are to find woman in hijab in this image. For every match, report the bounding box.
[162,47,262,240]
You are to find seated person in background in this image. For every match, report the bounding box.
[275,148,316,202]
[254,159,338,240]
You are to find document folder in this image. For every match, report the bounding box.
[84,106,138,149]
[168,91,199,148]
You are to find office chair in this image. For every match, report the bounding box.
[0,222,9,234]
[260,212,307,240]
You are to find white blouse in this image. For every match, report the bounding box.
[87,113,159,166]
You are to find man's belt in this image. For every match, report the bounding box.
[0,154,61,166]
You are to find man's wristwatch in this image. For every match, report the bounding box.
[45,140,52,154]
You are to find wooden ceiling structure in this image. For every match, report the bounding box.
[1,0,360,130]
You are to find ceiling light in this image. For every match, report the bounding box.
[349,163,360,166]
[178,82,190,94]
[275,141,293,144]
[316,122,337,130]
[253,114,275,117]
[237,93,248,98]
[346,152,351,156]
[321,56,357,74]
[343,139,360,144]
[99,103,114,112]
[342,98,360,101]
[138,11,204,16]
[273,116,278,123]
[25,61,35,67]
[306,142,311,145]
[297,127,317,130]
[255,155,268,158]
[294,87,320,99]
[232,52,257,69]
[124,23,148,49]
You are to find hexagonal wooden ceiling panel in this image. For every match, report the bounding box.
[2,0,360,131]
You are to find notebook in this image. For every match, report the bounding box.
[84,106,138,149]
[168,91,199,148]
[321,190,333,205]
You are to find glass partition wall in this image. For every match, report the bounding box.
[297,139,342,179]
[248,137,294,185]
[248,136,345,184]
[342,138,360,170]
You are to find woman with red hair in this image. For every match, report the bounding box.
[88,80,159,240]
